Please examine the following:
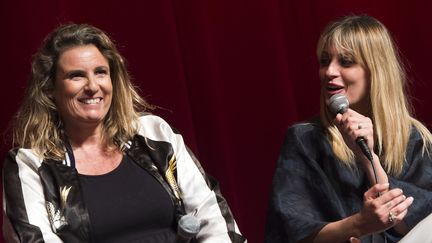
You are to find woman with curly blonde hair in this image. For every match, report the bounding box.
[3,23,245,243]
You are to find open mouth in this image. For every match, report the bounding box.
[327,84,344,92]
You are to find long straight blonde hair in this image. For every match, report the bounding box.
[13,24,152,160]
[317,15,432,176]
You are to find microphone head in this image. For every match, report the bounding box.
[178,214,201,239]
[329,94,349,115]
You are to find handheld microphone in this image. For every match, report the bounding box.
[177,214,201,243]
[328,94,373,160]
[329,94,378,184]
[328,93,349,115]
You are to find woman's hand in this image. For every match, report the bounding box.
[333,108,388,185]
[334,108,374,159]
[303,183,414,243]
[356,183,414,235]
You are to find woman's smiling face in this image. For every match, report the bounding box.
[53,44,112,130]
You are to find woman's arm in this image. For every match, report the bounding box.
[3,149,63,243]
[335,110,419,237]
[265,123,416,243]
[303,183,413,243]
[299,213,362,243]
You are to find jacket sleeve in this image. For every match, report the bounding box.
[140,115,246,243]
[387,129,432,230]
[3,149,63,243]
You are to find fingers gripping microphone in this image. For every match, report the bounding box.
[177,214,201,243]
[329,94,378,183]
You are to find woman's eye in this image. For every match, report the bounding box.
[95,68,108,77]
[340,57,355,67]
[319,56,330,66]
[68,72,85,80]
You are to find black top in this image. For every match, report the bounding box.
[265,120,432,243]
[79,155,176,243]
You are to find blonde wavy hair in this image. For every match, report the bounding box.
[317,15,432,176]
[13,23,152,160]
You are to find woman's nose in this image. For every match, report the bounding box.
[325,61,340,78]
[85,75,99,92]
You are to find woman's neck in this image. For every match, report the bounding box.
[64,123,105,149]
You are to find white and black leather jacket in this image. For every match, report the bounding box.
[3,115,245,243]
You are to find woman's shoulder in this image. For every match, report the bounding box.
[136,113,179,143]
[279,118,328,157]
[3,147,43,172]
[409,126,422,140]
[277,118,329,167]
[286,117,325,139]
[407,123,432,153]
[137,113,169,127]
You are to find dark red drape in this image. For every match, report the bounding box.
[2,1,432,242]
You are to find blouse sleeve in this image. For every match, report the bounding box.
[3,149,63,243]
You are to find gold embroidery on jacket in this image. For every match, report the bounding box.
[165,155,181,199]
[46,186,71,232]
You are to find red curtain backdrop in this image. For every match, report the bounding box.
[2,1,432,242]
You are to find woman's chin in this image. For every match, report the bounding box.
[65,116,106,128]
